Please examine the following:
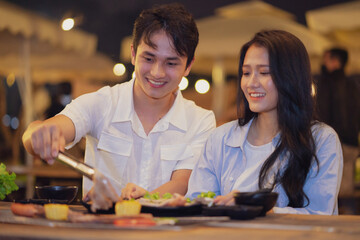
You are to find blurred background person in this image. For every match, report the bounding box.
[315,47,360,198]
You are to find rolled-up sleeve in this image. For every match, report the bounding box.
[186,132,221,199]
[60,87,111,148]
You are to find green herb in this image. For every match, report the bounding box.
[197,191,216,199]
[162,192,173,199]
[143,192,160,200]
[143,192,151,199]
[0,163,19,200]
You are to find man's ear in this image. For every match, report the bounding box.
[184,58,195,77]
[131,44,136,65]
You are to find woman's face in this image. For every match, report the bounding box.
[241,44,278,116]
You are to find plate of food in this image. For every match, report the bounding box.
[137,192,202,217]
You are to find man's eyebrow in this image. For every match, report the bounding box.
[142,51,155,57]
[142,51,181,61]
[167,56,181,61]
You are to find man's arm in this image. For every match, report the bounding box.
[121,169,191,199]
[151,169,191,195]
[22,114,76,163]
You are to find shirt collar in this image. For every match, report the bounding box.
[159,89,188,131]
[225,118,254,149]
[111,78,188,131]
[225,118,280,149]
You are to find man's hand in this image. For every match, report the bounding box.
[213,190,239,206]
[121,183,147,200]
[28,123,65,164]
[83,170,119,212]
[22,115,75,164]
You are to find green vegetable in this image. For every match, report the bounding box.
[143,192,151,199]
[0,163,19,200]
[162,193,173,199]
[197,191,216,199]
[143,192,160,200]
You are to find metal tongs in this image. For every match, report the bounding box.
[56,151,95,180]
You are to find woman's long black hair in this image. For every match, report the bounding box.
[237,30,319,207]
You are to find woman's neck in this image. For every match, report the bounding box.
[247,113,279,146]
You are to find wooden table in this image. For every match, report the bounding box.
[0,201,359,240]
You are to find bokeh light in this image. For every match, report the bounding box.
[113,63,126,76]
[62,18,75,31]
[6,73,15,87]
[2,115,10,127]
[179,77,189,91]
[195,79,210,94]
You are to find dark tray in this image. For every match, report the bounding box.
[202,205,263,220]
[82,201,203,217]
[140,203,203,217]
[15,199,69,205]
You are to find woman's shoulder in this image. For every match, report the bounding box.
[210,120,242,141]
[311,121,340,146]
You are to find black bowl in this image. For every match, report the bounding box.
[35,186,78,204]
[234,190,278,216]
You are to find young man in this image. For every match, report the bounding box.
[22,3,216,211]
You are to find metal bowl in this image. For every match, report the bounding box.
[35,185,78,204]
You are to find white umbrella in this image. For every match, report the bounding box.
[0,0,120,198]
[306,0,360,73]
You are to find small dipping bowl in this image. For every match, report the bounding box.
[234,190,278,216]
[35,186,78,204]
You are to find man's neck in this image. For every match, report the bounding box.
[133,89,176,135]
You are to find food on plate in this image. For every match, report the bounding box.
[143,192,161,200]
[197,191,216,198]
[113,218,156,227]
[195,191,217,206]
[68,211,153,223]
[10,203,45,217]
[115,200,142,216]
[0,163,19,200]
[139,192,188,207]
[44,203,69,221]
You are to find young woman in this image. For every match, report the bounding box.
[186,30,343,215]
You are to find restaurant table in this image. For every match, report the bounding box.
[0,201,359,240]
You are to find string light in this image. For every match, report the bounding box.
[195,79,210,94]
[179,77,189,91]
[62,18,75,31]
[113,63,126,76]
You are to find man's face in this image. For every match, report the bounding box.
[322,52,340,73]
[131,30,193,101]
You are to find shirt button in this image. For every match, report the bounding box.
[229,177,234,181]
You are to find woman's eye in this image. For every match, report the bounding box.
[242,72,250,76]
[260,72,270,75]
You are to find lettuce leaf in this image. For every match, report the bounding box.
[0,163,19,200]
